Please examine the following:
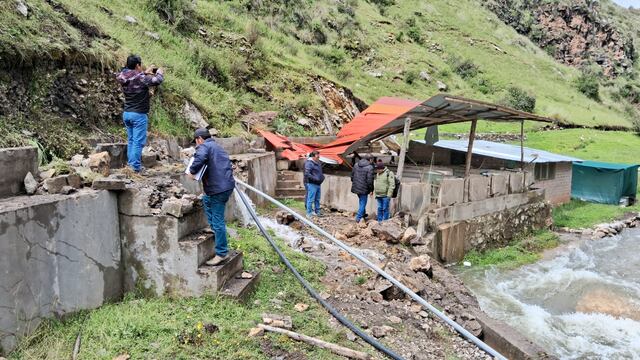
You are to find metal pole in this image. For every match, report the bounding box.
[235,178,507,360]
[520,120,524,170]
[464,120,477,178]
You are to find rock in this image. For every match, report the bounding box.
[344,224,359,238]
[401,227,417,245]
[248,327,264,337]
[367,71,383,78]
[346,332,357,341]
[66,174,82,189]
[419,71,432,82]
[145,31,160,40]
[294,303,309,312]
[370,222,403,243]
[24,172,38,195]
[40,168,56,181]
[16,0,28,16]
[124,15,137,24]
[437,80,448,91]
[297,118,312,127]
[44,175,68,194]
[357,220,368,229]
[335,232,348,241]
[593,231,606,239]
[388,315,402,324]
[74,167,100,185]
[161,198,192,218]
[92,178,128,191]
[60,186,75,195]
[240,271,254,279]
[69,154,85,167]
[420,322,431,333]
[141,147,157,168]
[371,325,394,338]
[419,311,429,318]
[241,111,278,130]
[88,152,111,176]
[182,101,209,129]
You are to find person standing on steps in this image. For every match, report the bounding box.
[350,155,374,223]
[304,150,324,218]
[189,128,236,266]
[116,54,164,174]
[373,160,395,224]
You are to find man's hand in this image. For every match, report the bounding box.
[145,64,157,74]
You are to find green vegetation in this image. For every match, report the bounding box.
[503,86,536,112]
[553,197,640,229]
[10,225,364,359]
[463,230,559,268]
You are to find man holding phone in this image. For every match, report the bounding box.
[116,54,164,173]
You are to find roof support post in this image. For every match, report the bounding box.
[396,117,412,181]
[520,120,524,170]
[464,120,477,178]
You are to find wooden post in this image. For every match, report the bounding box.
[464,120,477,178]
[396,117,412,181]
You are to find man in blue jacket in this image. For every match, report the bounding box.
[189,128,236,266]
[304,151,324,218]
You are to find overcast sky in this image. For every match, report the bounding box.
[612,0,640,8]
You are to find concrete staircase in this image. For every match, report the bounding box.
[276,171,305,200]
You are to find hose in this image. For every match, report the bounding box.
[235,179,506,360]
[234,186,404,360]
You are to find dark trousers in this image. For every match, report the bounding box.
[202,189,233,256]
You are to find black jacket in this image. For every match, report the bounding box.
[189,138,235,195]
[350,159,374,195]
[304,159,324,185]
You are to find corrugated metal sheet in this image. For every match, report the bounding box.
[429,140,582,163]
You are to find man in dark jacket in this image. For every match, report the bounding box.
[304,151,324,217]
[189,128,236,266]
[116,54,164,173]
[351,156,374,222]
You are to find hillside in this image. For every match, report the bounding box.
[1,0,639,159]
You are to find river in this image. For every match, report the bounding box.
[459,229,640,359]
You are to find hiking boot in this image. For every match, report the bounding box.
[206,254,229,266]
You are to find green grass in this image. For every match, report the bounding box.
[276,198,307,214]
[553,197,640,229]
[463,230,559,268]
[9,225,365,360]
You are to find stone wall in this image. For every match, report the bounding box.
[0,147,38,198]
[0,190,122,353]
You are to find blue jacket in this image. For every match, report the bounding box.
[304,159,324,185]
[189,138,235,195]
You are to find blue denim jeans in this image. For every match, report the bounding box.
[356,194,368,222]
[305,183,321,215]
[376,196,390,222]
[202,189,233,257]
[123,112,148,172]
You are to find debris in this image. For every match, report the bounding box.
[262,313,292,329]
[335,232,348,241]
[66,174,82,189]
[401,227,417,245]
[371,325,394,338]
[370,222,403,244]
[388,315,402,324]
[88,151,111,176]
[248,327,264,337]
[409,255,433,278]
[241,111,278,131]
[276,211,296,225]
[24,172,37,195]
[70,154,85,167]
[240,271,254,279]
[258,324,372,359]
[60,186,76,195]
[343,224,359,238]
[40,168,56,181]
[44,175,69,194]
[92,178,128,191]
[294,303,309,312]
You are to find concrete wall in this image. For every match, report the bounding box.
[0,147,38,198]
[236,153,277,207]
[0,191,122,353]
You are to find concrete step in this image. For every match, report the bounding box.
[178,232,216,267]
[197,250,244,291]
[219,271,261,303]
[277,171,300,181]
[276,195,306,201]
[276,188,306,197]
[277,179,303,188]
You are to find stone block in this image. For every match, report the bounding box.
[95,143,127,169]
[0,146,38,198]
[466,175,490,202]
[92,178,127,191]
[438,178,464,206]
[509,172,524,193]
[436,222,467,263]
[44,175,69,194]
[88,152,111,176]
[66,173,83,189]
[490,174,508,196]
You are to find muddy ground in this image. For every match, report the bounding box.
[262,209,492,360]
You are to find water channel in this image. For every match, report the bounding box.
[460,229,640,359]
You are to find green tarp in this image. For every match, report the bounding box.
[571,161,639,205]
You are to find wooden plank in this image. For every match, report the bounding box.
[464,120,477,178]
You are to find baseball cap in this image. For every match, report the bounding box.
[193,128,210,143]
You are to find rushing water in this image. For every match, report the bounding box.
[460,229,640,359]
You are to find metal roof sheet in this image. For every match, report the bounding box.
[430,139,582,163]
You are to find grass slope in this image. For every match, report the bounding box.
[463,230,560,268]
[9,226,371,359]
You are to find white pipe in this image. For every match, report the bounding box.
[234,178,507,360]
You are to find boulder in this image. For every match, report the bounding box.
[24,172,38,195]
[43,175,68,194]
[335,232,348,241]
[141,147,157,168]
[39,168,56,181]
[370,222,403,243]
[161,198,194,218]
[66,174,82,189]
[344,224,359,238]
[401,227,417,245]
[88,152,111,176]
[182,101,209,129]
[69,154,85,167]
[409,255,433,278]
[437,80,448,91]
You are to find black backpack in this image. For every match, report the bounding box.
[390,172,401,198]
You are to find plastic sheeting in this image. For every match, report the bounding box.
[571,161,639,204]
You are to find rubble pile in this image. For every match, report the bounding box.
[589,214,640,239]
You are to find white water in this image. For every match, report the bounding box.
[461,230,640,359]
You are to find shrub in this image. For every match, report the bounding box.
[576,69,601,101]
[504,86,536,112]
[404,69,418,84]
[405,17,422,44]
[313,46,347,65]
[449,56,479,79]
[147,0,199,34]
[194,48,230,88]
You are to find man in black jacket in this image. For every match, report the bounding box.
[304,151,324,218]
[351,156,374,223]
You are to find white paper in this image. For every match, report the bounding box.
[185,157,207,182]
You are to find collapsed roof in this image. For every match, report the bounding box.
[262,94,553,164]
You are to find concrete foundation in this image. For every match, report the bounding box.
[0,191,122,353]
[0,147,38,198]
